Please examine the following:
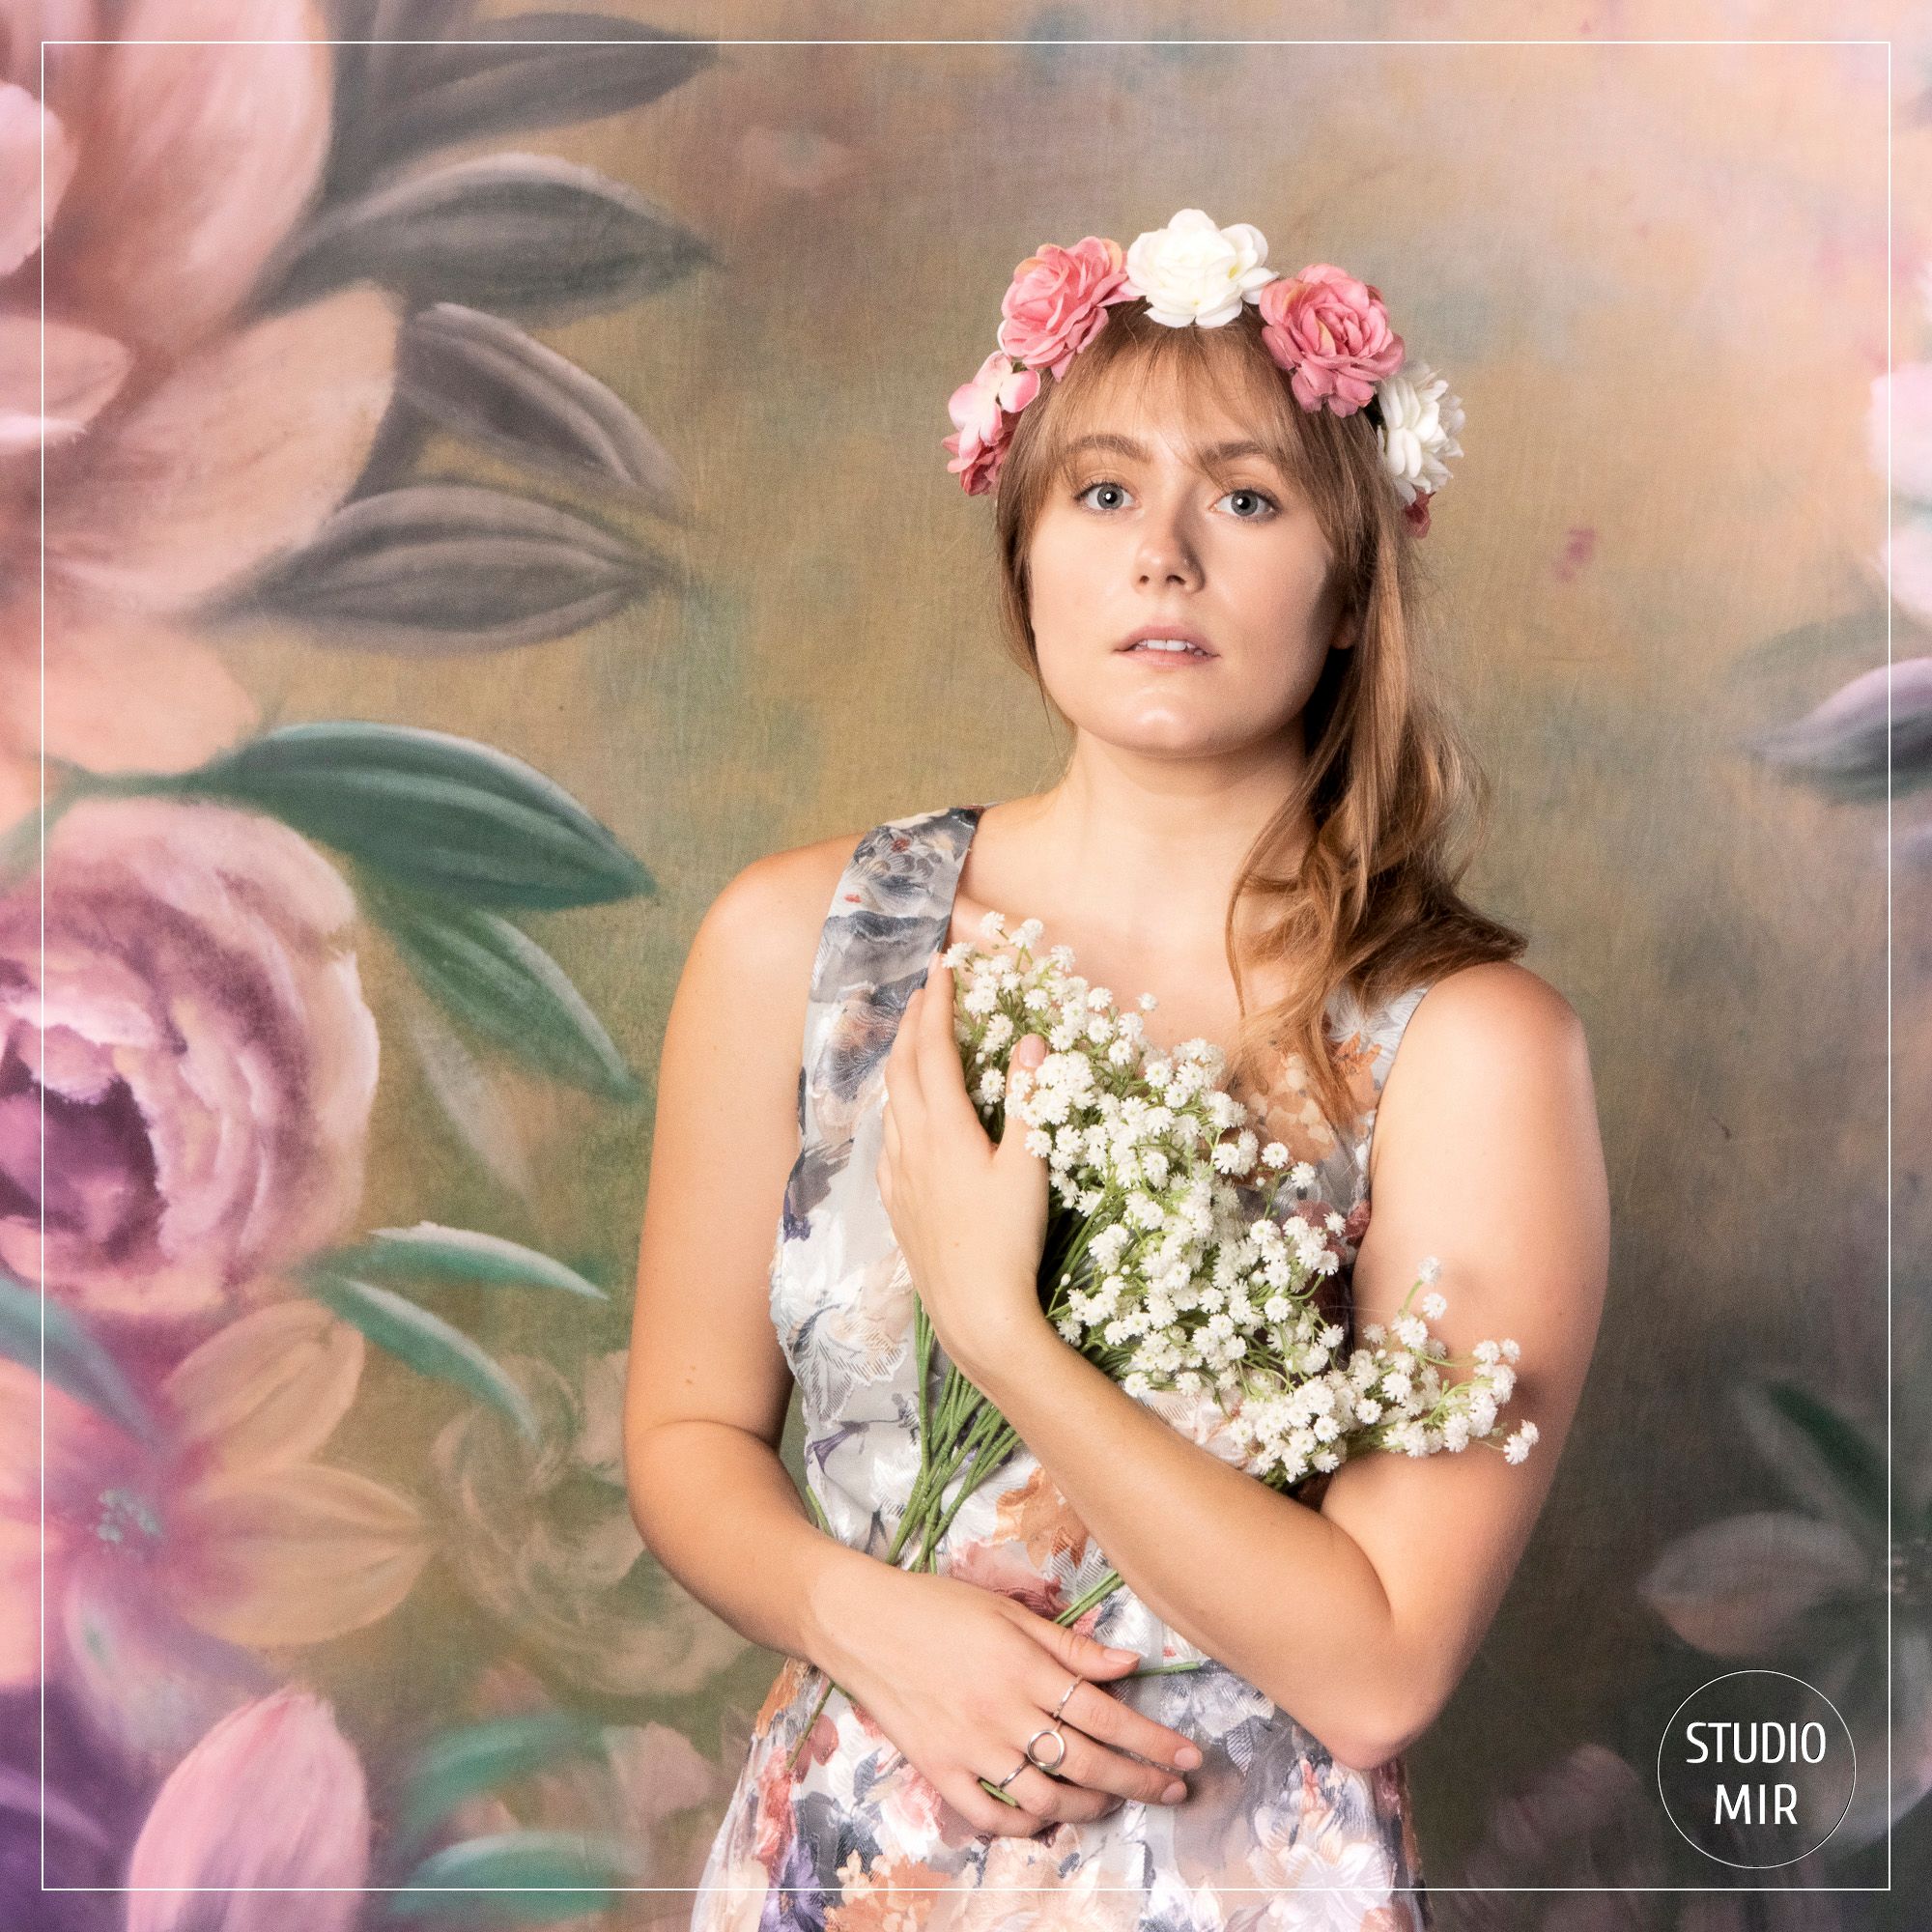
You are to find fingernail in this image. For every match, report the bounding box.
[1176,1745,1202,1769]
[1161,1779,1186,1804]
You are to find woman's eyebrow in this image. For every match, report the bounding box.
[1063,431,1274,466]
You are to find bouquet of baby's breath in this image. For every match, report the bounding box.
[788,912,1536,1792]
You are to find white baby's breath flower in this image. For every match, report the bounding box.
[934,923,1533,1504]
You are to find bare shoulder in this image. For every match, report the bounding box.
[1369,960,1599,1191]
[687,825,870,1001]
[1400,959,1591,1094]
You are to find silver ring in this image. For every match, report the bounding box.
[995,1754,1028,1789]
[1051,1673,1081,1722]
[1024,1724,1067,1773]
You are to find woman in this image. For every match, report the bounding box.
[626,209,1610,1930]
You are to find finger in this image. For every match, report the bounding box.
[1037,1671,1202,1776]
[947,1769,1048,1838]
[890,984,926,1117]
[994,1757,1116,1824]
[1023,1707,1188,1808]
[1009,1614,1200,1768]
[915,959,982,1137]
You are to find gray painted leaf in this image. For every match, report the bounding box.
[265,152,714,324]
[1749,655,1932,802]
[175,720,652,909]
[225,481,678,652]
[399,303,687,517]
[328,1,477,141]
[329,16,716,194]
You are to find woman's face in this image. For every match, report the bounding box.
[1024,360,1350,762]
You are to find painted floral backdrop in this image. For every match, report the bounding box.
[2,2,1927,1928]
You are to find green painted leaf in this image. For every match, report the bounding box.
[167,721,652,910]
[395,1714,604,1849]
[0,1276,156,1442]
[320,1224,606,1301]
[363,881,641,1102]
[305,1273,537,1442]
[1735,1378,1889,1546]
[388,1830,648,1922]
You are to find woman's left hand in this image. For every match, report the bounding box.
[877,954,1052,1382]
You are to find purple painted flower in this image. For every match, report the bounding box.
[0,794,380,1326]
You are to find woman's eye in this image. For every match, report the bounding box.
[1217,487,1280,521]
[1073,479,1280,519]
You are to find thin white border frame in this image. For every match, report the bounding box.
[30,30,1893,1917]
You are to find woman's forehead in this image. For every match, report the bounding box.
[1054,359,1286,458]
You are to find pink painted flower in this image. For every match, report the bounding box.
[0,1299,430,1761]
[995,235,1133,379]
[0,794,380,1327]
[126,1688,370,1932]
[942,350,1040,496]
[1257,263,1406,415]
[0,1,401,833]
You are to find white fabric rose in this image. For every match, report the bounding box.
[1373,358,1466,504]
[1122,207,1277,328]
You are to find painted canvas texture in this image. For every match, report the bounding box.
[1,3,1922,1929]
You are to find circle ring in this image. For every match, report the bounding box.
[1025,1724,1067,1773]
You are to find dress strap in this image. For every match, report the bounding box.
[1340,980,1436,1208]
[781,806,983,1236]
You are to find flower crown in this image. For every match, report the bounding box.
[943,207,1464,537]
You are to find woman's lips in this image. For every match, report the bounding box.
[1121,640,1215,664]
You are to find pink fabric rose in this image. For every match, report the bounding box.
[943,348,1041,497]
[994,234,1133,379]
[1257,262,1406,416]
[0,793,380,1325]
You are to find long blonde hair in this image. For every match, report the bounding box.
[983,298,1526,1133]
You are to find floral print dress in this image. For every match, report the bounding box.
[691,804,1435,1932]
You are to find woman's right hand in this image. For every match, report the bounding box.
[810,1558,1205,1837]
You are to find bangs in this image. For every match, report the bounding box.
[1031,309,1328,505]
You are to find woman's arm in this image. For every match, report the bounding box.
[623,843,1211,1833]
[939,961,1610,1772]
[622,835,883,1668]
